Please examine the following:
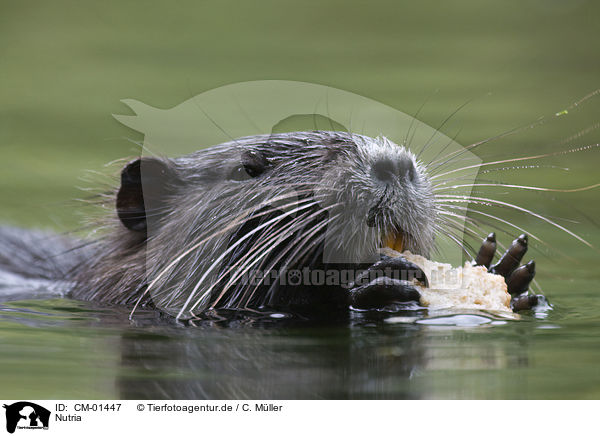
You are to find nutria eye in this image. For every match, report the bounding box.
[229,151,270,180]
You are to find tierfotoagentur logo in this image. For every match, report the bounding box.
[3,402,50,434]
[240,266,436,289]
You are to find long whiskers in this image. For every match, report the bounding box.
[434,182,600,193]
[430,143,600,181]
[435,194,593,247]
[192,203,339,314]
[129,191,326,318]
[173,198,328,319]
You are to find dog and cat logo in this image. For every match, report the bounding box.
[3,402,50,433]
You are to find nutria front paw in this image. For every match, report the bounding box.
[348,255,427,310]
[474,232,548,311]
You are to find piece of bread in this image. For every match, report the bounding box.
[381,248,512,312]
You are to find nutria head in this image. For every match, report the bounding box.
[75,131,437,317]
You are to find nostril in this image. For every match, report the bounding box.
[397,157,416,182]
[372,157,416,184]
[371,159,397,183]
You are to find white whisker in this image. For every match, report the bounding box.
[435,194,593,247]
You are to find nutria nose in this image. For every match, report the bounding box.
[371,156,415,184]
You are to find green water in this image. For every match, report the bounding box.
[1,0,599,399]
[2,282,600,399]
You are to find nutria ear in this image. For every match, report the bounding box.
[116,157,178,233]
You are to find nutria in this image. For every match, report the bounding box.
[0,131,540,319]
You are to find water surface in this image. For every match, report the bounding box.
[1,268,598,399]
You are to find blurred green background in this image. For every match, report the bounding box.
[1,0,598,232]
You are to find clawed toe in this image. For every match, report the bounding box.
[506,260,536,296]
[511,294,538,311]
[489,234,528,278]
[474,232,497,268]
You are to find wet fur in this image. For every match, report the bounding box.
[1,131,437,317]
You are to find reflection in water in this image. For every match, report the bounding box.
[117,319,423,399]
[3,297,596,399]
[114,311,530,399]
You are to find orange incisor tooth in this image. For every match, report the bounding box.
[384,233,404,252]
[394,233,404,252]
